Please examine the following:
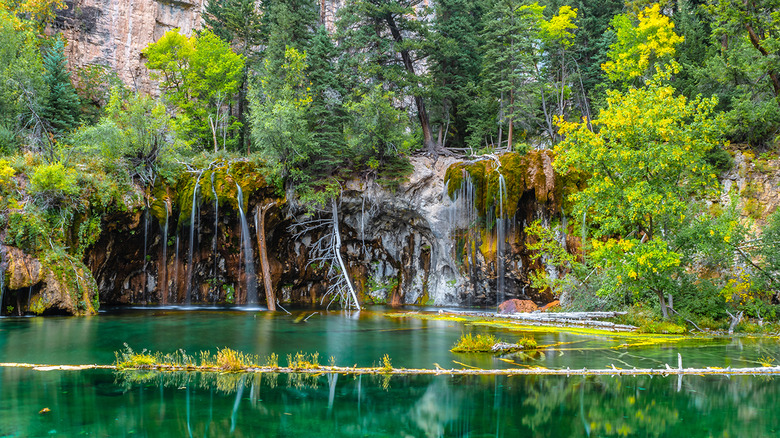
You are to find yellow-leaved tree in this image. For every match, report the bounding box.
[553,66,724,318]
[601,4,683,85]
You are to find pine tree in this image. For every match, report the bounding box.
[261,0,318,91]
[429,0,489,149]
[481,0,545,148]
[337,0,441,155]
[41,38,80,135]
[307,25,346,174]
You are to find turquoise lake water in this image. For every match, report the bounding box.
[1,307,779,436]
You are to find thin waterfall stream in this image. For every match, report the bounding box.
[496,172,507,307]
[211,172,219,302]
[236,183,258,305]
[160,203,169,305]
[184,172,203,305]
[141,208,150,303]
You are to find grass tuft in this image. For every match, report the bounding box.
[451,333,500,352]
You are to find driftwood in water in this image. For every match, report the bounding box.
[255,202,276,311]
[491,342,526,353]
[6,361,780,377]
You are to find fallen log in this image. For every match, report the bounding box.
[3,362,780,376]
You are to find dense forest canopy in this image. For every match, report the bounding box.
[1,0,780,325]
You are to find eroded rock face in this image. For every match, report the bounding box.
[51,0,207,94]
[498,299,538,314]
[2,246,98,315]
[83,154,566,309]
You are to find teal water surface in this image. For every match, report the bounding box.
[1,307,780,436]
[1,368,779,437]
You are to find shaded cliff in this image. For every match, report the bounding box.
[81,151,565,309]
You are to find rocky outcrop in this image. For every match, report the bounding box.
[77,153,565,310]
[2,247,98,315]
[498,299,538,314]
[51,0,207,94]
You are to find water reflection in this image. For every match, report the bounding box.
[0,368,770,437]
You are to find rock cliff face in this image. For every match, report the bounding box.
[75,152,562,310]
[1,247,98,315]
[0,153,564,315]
[51,0,207,93]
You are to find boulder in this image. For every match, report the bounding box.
[540,300,561,312]
[498,299,538,314]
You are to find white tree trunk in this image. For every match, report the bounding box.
[332,200,360,310]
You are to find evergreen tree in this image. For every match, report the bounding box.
[337,0,441,155]
[202,0,264,152]
[261,0,318,90]
[203,0,265,54]
[429,0,488,149]
[481,0,546,148]
[307,25,346,172]
[41,38,80,135]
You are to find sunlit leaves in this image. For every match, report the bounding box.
[540,5,578,48]
[555,70,723,239]
[601,4,684,84]
[143,29,245,149]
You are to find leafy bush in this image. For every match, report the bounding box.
[29,162,79,205]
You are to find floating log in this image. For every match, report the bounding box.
[3,362,780,376]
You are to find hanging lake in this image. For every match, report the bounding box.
[0,307,779,437]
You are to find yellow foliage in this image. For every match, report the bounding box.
[602,4,683,83]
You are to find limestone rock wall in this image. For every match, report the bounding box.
[51,0,207,93]
[1,247,98,315]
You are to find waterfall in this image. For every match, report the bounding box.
[184,172,202,305]
[173,234,180,303]
[447,172,478,306]
[211,172,219,301]
[161,204,169,305]
[236,183,258,305]
[142,208,149,303]
[496,173,508,307]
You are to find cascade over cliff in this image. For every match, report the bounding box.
[0,152,567,314]
[4,148,779,315]
[86,151,564,309]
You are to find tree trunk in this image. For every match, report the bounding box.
[655,289,668,319]
[745,23,780,108]
[507,90,514,151]
[385,13,439,155]
[255,203,276,311]
[332,200,360,310]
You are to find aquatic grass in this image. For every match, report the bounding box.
[115,343,173,369]
[199,348,262,372]
[287,352,320,370]
[381,354,393,372]
[451,333,500,352]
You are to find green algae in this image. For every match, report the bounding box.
[444,151,560,219]
[385,311,733,351]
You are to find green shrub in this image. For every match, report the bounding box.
[29,162,80,205]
